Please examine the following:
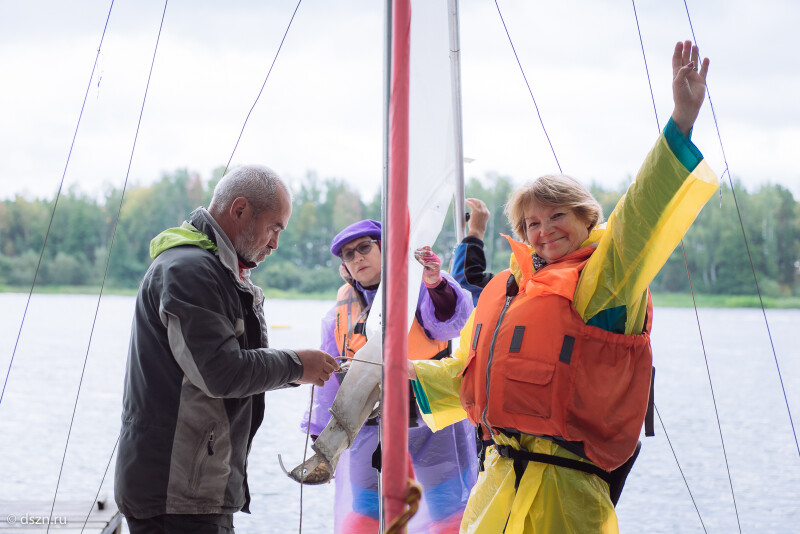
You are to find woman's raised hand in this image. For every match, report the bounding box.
[671,40,710,136]
[414,246,442,287]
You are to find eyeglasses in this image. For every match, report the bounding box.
[340,239,379,262]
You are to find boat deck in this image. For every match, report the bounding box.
[0,499,121,533]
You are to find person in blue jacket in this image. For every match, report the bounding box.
[451,198,494,305]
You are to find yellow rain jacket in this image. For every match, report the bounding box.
[411,122,718,533]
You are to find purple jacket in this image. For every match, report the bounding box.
[305,271,473,435]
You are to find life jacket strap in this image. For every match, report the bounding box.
[431,339,452,361]
[645,366,656,437]
[494,440,641,507]
[476,427,494,472]
[494,444,613,489]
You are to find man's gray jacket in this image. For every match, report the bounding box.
[115,207,304,518]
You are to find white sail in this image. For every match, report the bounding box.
[285,0,462,486]
[367,0,456,337]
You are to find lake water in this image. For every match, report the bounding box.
[0,294,798,533]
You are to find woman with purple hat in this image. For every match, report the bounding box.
[305,219,477,533]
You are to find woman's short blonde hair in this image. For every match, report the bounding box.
[504,174,603,244]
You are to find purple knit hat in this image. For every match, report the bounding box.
[330,219,382,257]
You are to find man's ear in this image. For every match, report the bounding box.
[230,197,249,221]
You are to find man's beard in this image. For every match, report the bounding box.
[234,227,272,265]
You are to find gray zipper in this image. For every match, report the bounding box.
[189,423,217,492]
[481,294,515,433]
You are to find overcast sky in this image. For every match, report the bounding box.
[1,0,798,203]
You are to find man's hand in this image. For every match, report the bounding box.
[294,349,340,387]
[465,198,490,240]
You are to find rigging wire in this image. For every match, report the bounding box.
[224,0,303,175]
[629,0,660,132]
[69,3,306,529]
[492,0,562,173]
[629,2,742,531]
[298,384,316,533]
[491,7,711,526]
[0,0,116,410]
[46,2,171,531]
[80,435,120,534]
[492,5,711,527]
[681,243,742,531]
[654,405,708,533]
[682,0,799,460]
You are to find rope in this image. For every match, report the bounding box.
[46,2,170,530]
[682,0,799,460]
[80,435,120,534]
[629,1,743,530]
[340,356,384,367]
[681,242,742,531]
[383,479,423,534]
[629,0,660,131]
[655,405,708,533]
[298,385,316,533]
[492,0,562,173]
[224,0,303,174]
[0,0,116,411]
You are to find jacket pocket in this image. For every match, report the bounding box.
[567,326,652,446]
[188,422,217,495]
[502,358,555,418]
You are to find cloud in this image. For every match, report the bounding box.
[1,0,798,201]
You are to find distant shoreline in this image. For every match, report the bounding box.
[0,285,338,301]
[2,286,798,309]
[651,292,800,309]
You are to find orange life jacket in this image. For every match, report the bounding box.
[460,246,654,471]
[333,284,450,363]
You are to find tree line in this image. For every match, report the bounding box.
[1,168,798,298]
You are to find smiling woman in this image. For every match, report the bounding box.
[506,173,603,265]
[409,40,720,533]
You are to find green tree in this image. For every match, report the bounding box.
[0,166,796,298]
[44,252,89,286]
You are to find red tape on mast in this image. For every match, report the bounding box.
[383,0,411,528]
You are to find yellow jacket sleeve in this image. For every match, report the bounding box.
[411,311,475,431]
[574,134,719,334]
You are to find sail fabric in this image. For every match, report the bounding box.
[366,0,458,339]
[406,0,458,269]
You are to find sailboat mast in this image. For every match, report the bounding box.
[448,0,467,242]
[382,0,411,529]
[379,0,391,530]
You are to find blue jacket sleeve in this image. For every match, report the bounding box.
[451,236,493,305]
[664,117,703,172]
